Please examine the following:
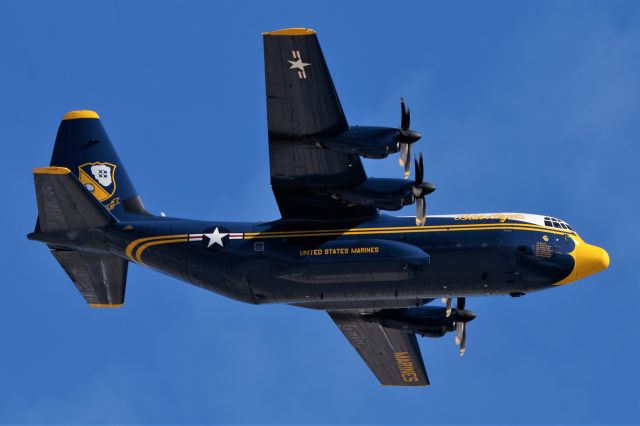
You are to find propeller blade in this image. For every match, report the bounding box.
[445,298,452,317]
[400,97,410,130]
[399,143,407,167]
[459,325,467,356]
[457,297,466,311]
[414,153,424,185]
[415,197,426,226]
[423,197,427,224]
[455,322,464,345]
[404,143,411,179]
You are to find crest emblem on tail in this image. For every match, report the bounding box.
[78,162,117,202]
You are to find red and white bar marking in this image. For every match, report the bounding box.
[291,50,307,79]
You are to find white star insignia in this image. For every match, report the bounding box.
[287,58,311,72]
[204,227,228,248]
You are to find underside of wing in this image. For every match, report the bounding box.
[263,28,347,138]
[263,29,375,221]
[329,311,429,386]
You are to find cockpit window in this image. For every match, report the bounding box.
[544,216,573,231]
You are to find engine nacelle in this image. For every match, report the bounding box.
[311,126,420,159]
[368,306,476,338]
[326,177,416,211]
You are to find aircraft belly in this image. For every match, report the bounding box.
[245,250,510,306]
[243,229,560,306]
[186,254,256,303]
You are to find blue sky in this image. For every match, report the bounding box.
[1,0,639,423]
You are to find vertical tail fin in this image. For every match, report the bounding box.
[49,110,150,218]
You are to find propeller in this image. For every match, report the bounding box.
[398,98,422,178]
[411,153,435,226]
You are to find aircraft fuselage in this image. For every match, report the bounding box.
[98,212,607,310]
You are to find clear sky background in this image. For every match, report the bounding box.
[1,0,639,424]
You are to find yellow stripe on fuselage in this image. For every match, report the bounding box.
[125,234,188,262]
[242,222,573,239]
[134,237,188,264]
[123,223,571,265]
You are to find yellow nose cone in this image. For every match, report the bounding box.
[555,237,610,285]
[574,241,610,280]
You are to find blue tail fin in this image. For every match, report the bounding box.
[49,110,150,218]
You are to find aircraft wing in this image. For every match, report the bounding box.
[262,29,375,221]
[329,311,430,386]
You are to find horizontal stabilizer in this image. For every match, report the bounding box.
[51,249,126,307]
[33,167,114,232]
[32,167,126,307]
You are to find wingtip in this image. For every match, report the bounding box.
[63,110,100,120]
[262,28,316,36]
[89,303,123,308]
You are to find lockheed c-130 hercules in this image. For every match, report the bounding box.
[29,28,609,386]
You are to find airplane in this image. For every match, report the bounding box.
[28,28,610,387]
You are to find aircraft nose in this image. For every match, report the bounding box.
[574,241,610,280]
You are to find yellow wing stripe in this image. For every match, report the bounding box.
[63,110,100,120]
[32,166,72,175]
[263,28,316,36]
[89,303,123,308]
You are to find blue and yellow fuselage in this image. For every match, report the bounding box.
[107,212,609,310]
